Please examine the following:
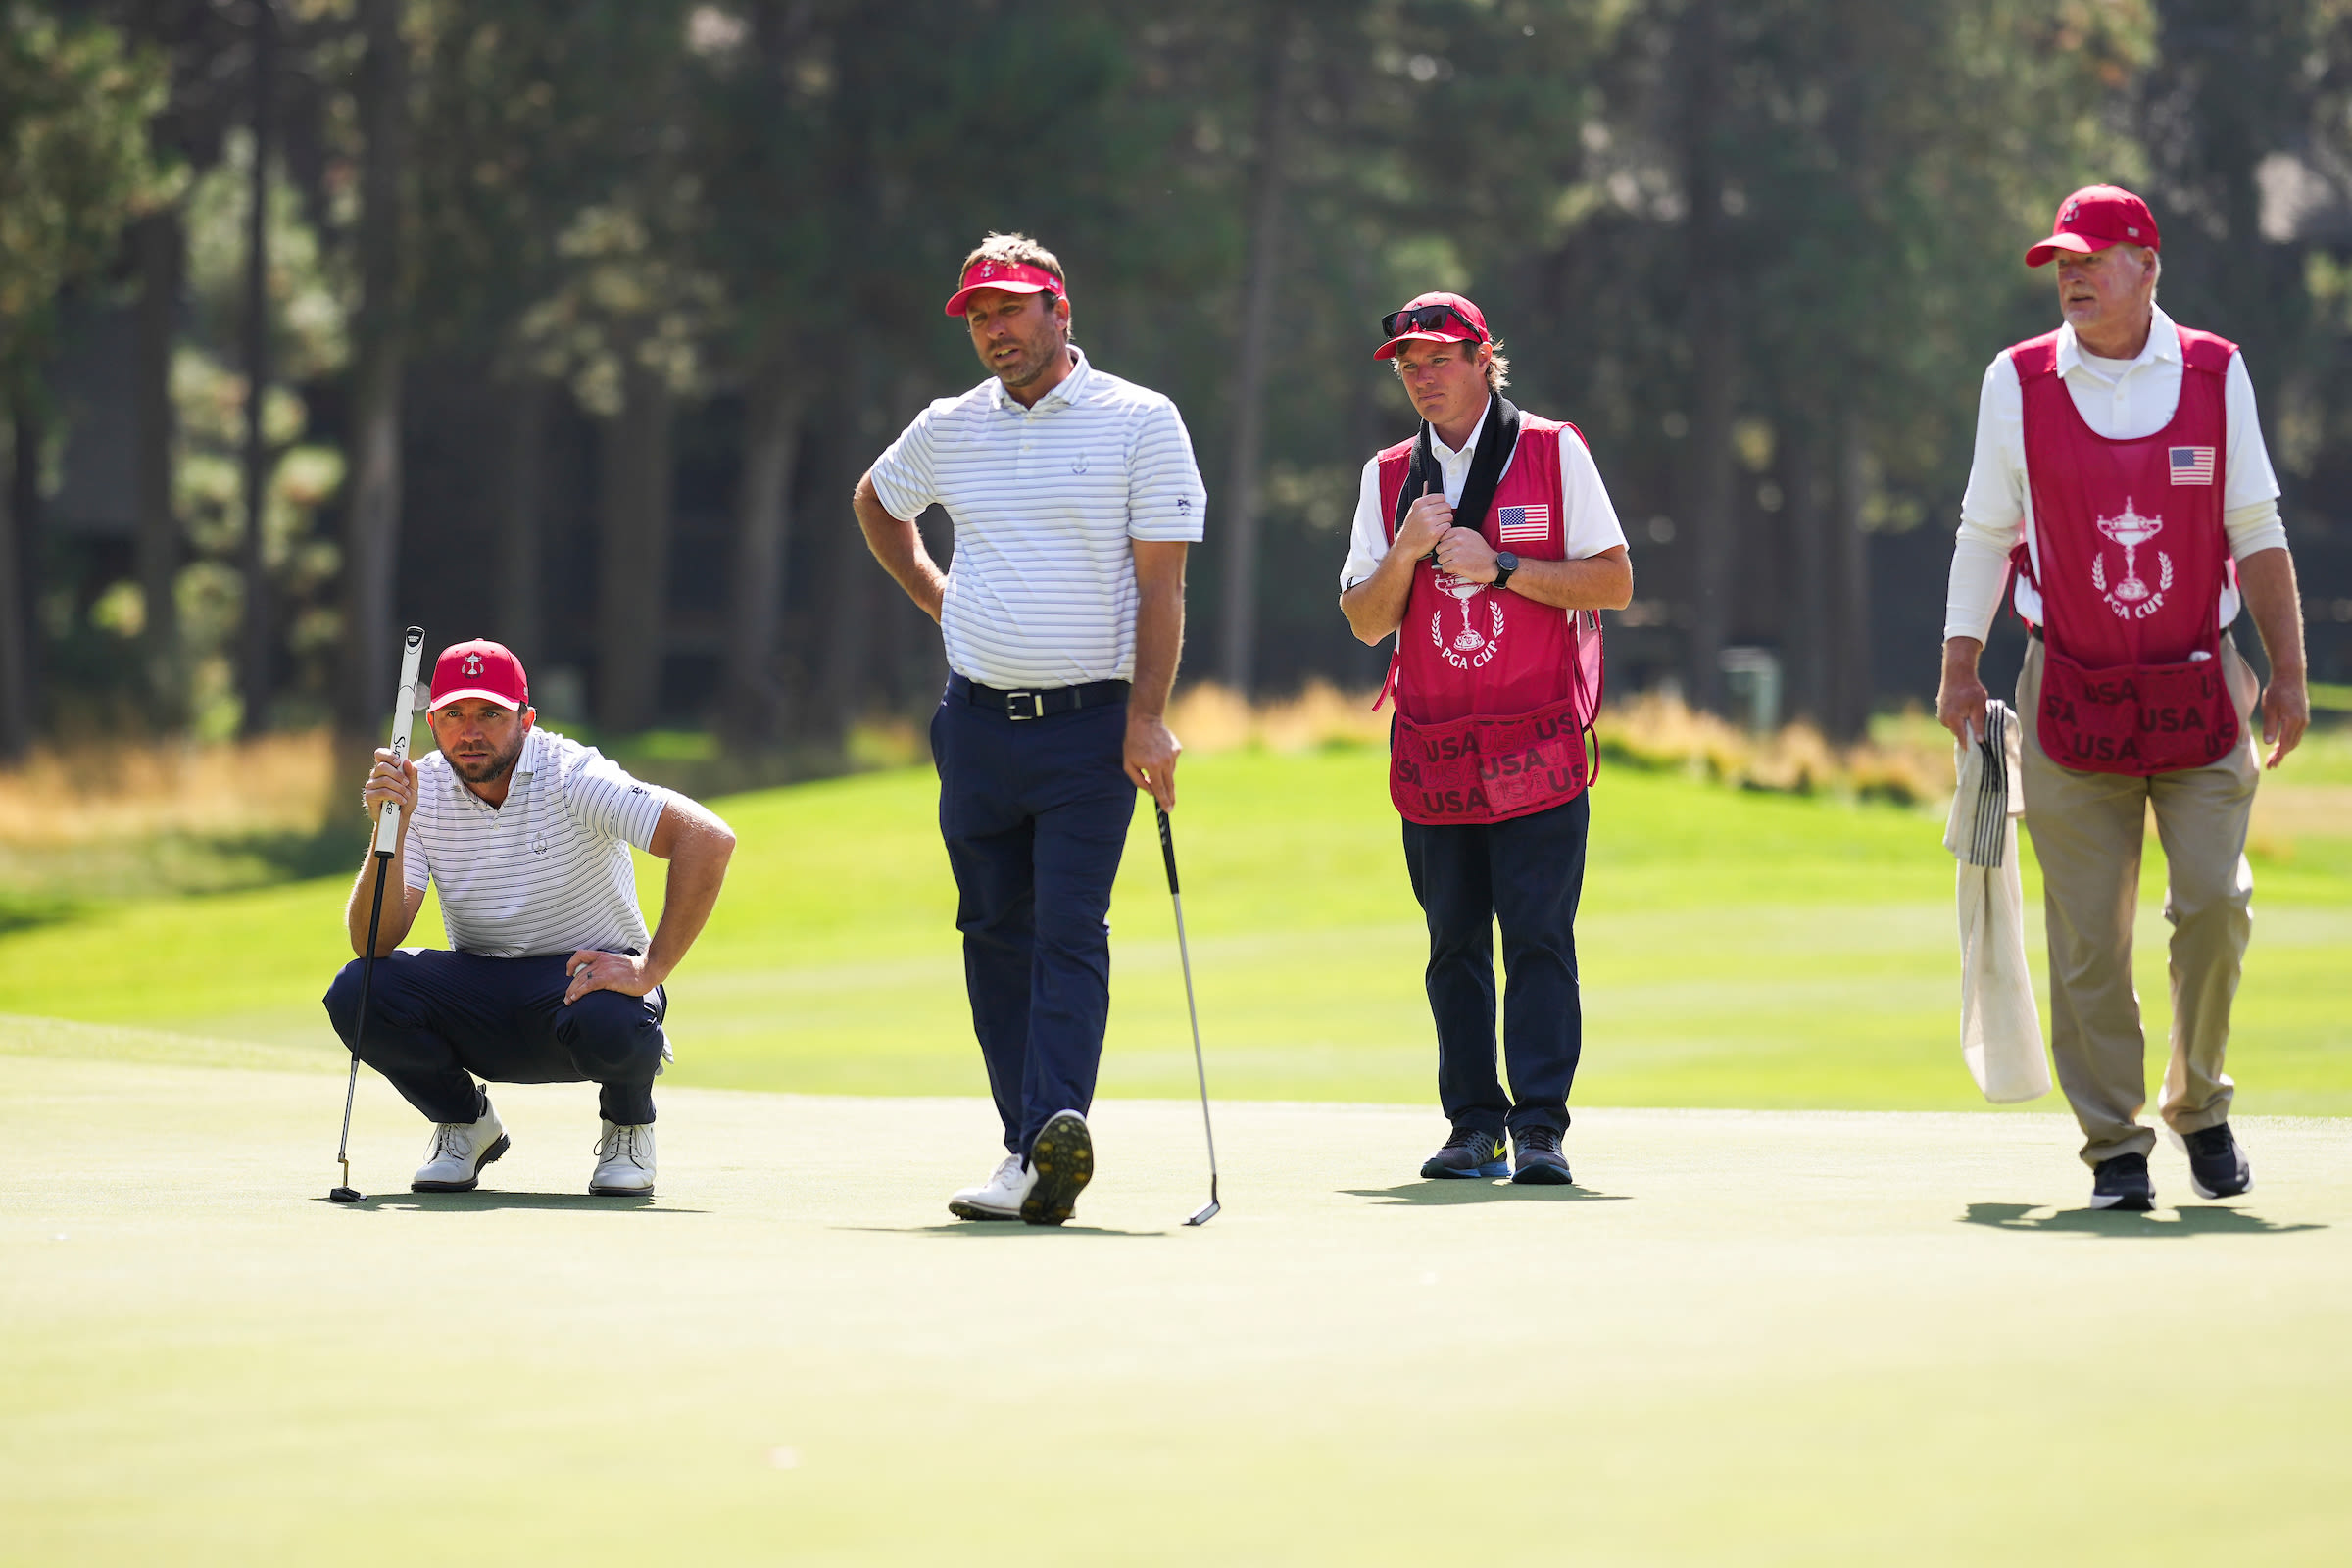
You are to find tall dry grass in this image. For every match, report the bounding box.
[1167,681,1953,806]
[0,730,340,849]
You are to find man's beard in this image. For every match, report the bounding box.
[449,732,526,786]
[996,328,1066,389]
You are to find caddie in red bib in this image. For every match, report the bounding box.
[1339,292,1633,1186]
[1936,185,2313,1212]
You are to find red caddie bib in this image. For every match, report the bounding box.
[1376,416,1605,825]
[2010,324,2240,775]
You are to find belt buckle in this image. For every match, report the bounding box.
[1006,690,1042,720]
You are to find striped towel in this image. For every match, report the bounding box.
[1942,702,2050,1103]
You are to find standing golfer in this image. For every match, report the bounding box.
[325,638,736,1196]
[853,233,1205,1225]
[1936,185,2310,1210]
[1339,292,1632,1184]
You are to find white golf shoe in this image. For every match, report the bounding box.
[411,1102,511,1192]
[948,1152,1034,1221]
[590,1120,657,1197]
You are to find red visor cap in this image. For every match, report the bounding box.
[427,639,529,713]
[2026,184,2160,267]
[1374,291,1490,361]
[945,259,1065,318]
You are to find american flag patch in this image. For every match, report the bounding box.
[2170,446,2216,485]
[1496,504,1550,542]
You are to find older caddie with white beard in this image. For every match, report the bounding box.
[327,638,736,1198]
[1936,185,2311,1211]
[852,233,1207,1227]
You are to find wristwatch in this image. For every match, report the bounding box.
[1492,551,1520,592]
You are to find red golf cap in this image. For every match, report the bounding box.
[2026,184,2160,267]
[944,258,1064,318]
[1374,291,1490,361]
[427,639,529,712]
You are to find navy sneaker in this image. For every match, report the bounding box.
[2090,1152,2155,1211]
[1420,1123,1508,1180]
[1021,1110,1094,1226]
[2183,1123,2253,1200]
[1510,1124,1573,1186]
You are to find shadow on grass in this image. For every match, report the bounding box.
[833,1224,1172,1240]
[320,1193,706,1213]
[1342,1182,1632,1205]
[1960,1201,2325,1238]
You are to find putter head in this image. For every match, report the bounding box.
[1183,1200,1220,1227]
[327,1186,363,1204]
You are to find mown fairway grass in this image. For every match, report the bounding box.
[2,741,2347,1112]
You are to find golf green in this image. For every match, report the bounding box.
[5,1041,2350,1565]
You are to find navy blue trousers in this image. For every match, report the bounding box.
[1400,792,1590,1137]
[323,950,668,1126]
[931,689,1136,1154]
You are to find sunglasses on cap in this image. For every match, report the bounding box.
[1380,302,1486,341]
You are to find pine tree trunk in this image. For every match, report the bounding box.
[722,366,803,747]
[594,364,673,735]
[342,0,409,743]
[1681,0,1735,714]
[0,409,28,761]
[495,374,549,662]
[1216,14,1298,697]
[1784,417,1831,726]
[132,211,184,730]
[1831,409,1874,742]
[238,0,277,736]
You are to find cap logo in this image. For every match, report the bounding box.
[2126,225,2139,236]
[2062,198,2081,224]
[463,654,483,676]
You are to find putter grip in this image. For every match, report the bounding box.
[1155,806,1180,895]
[372,626,426,856]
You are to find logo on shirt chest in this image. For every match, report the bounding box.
[2092,498,2171,620]
[1070,453,1090,474]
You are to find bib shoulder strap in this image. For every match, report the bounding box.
[2175,324,2239,377]
[1376,438,1416,545]
[2007,330,2062,384]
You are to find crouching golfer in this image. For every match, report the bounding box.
[325,639,736,1196]
[1339,292,1631,1184]
[852,232,1205,1225]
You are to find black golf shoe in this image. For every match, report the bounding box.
[1022,1110,1094,1226]
[1420,1123,1509,1180]
[1510,1124,1573,1186]
[2089,1152,2155,1211]
[2183,1123,2253,1200]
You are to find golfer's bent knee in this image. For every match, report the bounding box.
[322,958,371,1042]
[563,991,663,1077]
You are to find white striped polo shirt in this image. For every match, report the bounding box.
[868,347,1207,688]
[404,726,669,958]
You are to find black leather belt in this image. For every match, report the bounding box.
[950,673,1130,720]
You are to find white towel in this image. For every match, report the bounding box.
[1942,701,2050,1103]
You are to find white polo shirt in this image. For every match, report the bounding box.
[1339,398,1629,590]
[867,347,1207,688]
[404,727,669,959]
[1944,305,2289,641]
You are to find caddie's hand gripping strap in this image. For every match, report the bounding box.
[1393,395,1523,559]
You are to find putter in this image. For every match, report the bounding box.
[1156,804,1220,1226]
[328,625,426,1204]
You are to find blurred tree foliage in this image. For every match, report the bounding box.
[10,0,2352,760]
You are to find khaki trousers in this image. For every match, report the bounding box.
[2017,636,2261,1165]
